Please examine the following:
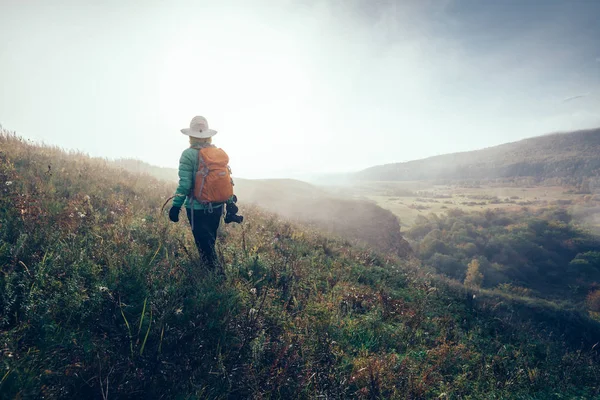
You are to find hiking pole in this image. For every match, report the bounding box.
[160,195,177,214]
[161,194,187,217]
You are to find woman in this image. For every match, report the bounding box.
[168,115,237,271]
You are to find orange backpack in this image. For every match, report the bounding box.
[192,147,234,203]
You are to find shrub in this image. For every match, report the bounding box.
[587,290,600,313]
[464,259,483,288]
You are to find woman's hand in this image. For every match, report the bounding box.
[169,206,181,222]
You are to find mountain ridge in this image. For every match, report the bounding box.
[356,127,600,182]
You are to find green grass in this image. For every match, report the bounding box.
[1,132,600,399]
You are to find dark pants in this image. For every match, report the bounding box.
[186,206,222,270]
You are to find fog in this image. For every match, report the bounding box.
[1,0,599,178]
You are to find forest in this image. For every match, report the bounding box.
[407,208,600,306]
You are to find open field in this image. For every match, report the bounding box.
[334,181,600,228]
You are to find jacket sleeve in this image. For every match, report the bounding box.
[172,150,194,208]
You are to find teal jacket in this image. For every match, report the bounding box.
[172,146,230,210]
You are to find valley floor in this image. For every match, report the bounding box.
[339,181,600,228]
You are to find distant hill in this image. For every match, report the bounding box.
[234,178,412,257]
[356,128,600,183]
[114,160,412,257]
[113,158,179,182]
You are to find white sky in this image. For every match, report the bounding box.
[1,0,599,179]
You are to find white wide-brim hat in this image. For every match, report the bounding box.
[181,116,217,138]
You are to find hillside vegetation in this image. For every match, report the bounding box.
[357,128,600,184]
[1,132,600,399]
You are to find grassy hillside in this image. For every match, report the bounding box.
[2,132,600,399]
[357,127,600,184]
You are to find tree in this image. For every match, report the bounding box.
[429,253,464,279]
[419,238,448,259]
[464,259,484,288]
[586,290,600,313]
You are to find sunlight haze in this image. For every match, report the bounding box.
[1,0,599,178]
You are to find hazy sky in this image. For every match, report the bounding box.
[1,0,599,179]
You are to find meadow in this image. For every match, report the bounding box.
[343,181,599,228]
[1,132,600,399]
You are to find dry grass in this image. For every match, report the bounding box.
[347,181,598,227]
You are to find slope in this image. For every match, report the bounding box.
[1,132,600,399]
[113,158,412,257]
[357,127,600,182]
[233,178,413,257]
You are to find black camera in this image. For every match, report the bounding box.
[224,195,243,224]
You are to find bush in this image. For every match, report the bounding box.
[587,290,600,313]
[464,259,483,288]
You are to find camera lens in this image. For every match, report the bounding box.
[225,212,243,224]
